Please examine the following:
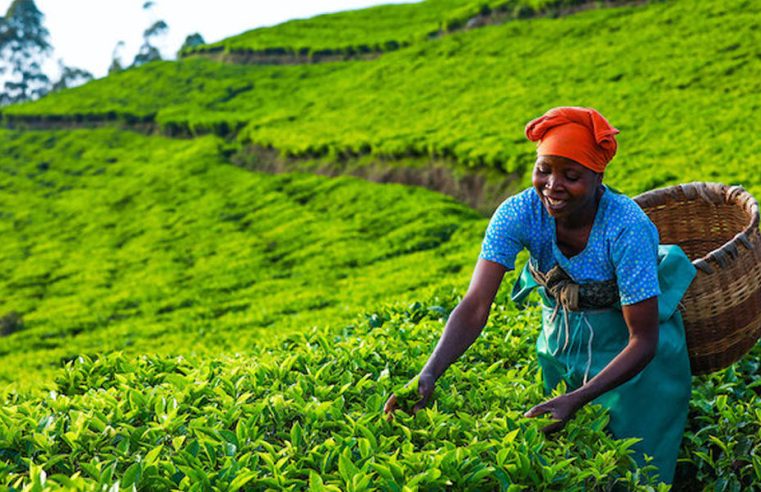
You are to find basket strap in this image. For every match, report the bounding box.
[528,262,619,310]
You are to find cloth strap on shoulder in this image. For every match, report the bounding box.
[528,261,619,386]
[528,261,619,311]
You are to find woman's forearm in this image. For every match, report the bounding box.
[420,297,490,380]
[568,334,657,407]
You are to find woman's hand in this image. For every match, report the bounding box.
[384,372,436,419]
[524,393,584,434]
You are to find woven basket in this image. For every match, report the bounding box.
[633,182,761,375]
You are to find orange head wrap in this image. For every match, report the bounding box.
[524,107,620,173]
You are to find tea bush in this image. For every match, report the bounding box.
[0,128,484,390]
[0,293,673,490]
[0,0,760,488]
[181,0,581,57]
[5,0,760,198]
[2,292,760,489]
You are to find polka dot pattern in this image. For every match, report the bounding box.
[480,186,661,305]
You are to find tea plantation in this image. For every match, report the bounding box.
[180,0,572,58]
[1,0,760,489]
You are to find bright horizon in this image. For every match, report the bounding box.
[0,0,420,79]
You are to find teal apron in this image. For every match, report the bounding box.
[512,245,695,484]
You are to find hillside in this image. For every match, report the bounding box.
[180,0,573,61]
[4,0,759,204]
[0,129,483,390]
[1,0,760,489]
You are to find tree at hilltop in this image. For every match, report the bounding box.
[0,0,51,104]
[0,0,92,105]
[132,1,169,67]
[108,41,126,75]
[179,32,205,54]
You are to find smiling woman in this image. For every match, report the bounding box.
[532,155,604,257]
[385,107,696,484]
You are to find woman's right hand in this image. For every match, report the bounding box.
[384,372,436,419]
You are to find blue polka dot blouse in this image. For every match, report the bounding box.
[480,185,661,305]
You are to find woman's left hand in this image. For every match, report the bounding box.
[524,393,584,434]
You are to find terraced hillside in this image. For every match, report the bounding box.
[179,0,577,61]
[5,0,760,203]
[1,0,761,489]
[0,129,483,390]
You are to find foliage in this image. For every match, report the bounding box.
[6,0,760,198]
[0,0,93,104]
[0,0,760,489]
[0,0,51,104]
[108,41,126,75]
[0,128,482,390]
[674,355,761,490]
[2,291,759,489]
[180,0,588,57]
[180,33,205,55]
[0,295,670,490]
[393,374,421,413]
[49,61,93,92]
[132,1,169,68]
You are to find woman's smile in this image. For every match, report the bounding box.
[532,154,602,224]
[543,194,568,211]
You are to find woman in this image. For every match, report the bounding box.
[384,107,695,484]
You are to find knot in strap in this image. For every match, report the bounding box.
[529,262,581,311]
[528,261,619,310]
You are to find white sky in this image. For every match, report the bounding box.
[0,0,419,79]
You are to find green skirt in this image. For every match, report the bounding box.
[511,245,696,484]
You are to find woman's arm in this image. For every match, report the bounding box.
[384,258,507,415]
[420,258,508,380]
[525,296,659,432]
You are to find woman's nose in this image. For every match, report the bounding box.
[546,174,562,192]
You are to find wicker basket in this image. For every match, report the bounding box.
[633,182,761,375]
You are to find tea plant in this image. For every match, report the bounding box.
[0,128,484,390]
[182,0,585,58]
[0,0,760,488]
[4,0,760,198]
[0,294,671,490]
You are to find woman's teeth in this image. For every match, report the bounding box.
[546,197,565,207]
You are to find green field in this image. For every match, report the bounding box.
[6,0,760,199]
[1,0,761,489]
[0,128,484,390]
[180,0,570,57]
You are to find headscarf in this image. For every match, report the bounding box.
[524,107,620,173]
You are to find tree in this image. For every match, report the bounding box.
[133,20,167,66]
[0,0,51,104]
[180,33,205,54]
[51,60,93,92]
[0,0,93,105]
[108,41,126,74]
[132,2,168,68]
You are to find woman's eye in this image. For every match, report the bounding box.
[566,174,580,181]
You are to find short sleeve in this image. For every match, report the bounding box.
[479,193,529,270]
[612,217,661,305]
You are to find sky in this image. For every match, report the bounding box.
[0,0,419,79]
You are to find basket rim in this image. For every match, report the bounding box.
[633,182,761,274]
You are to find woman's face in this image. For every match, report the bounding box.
[532,155,602,220]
